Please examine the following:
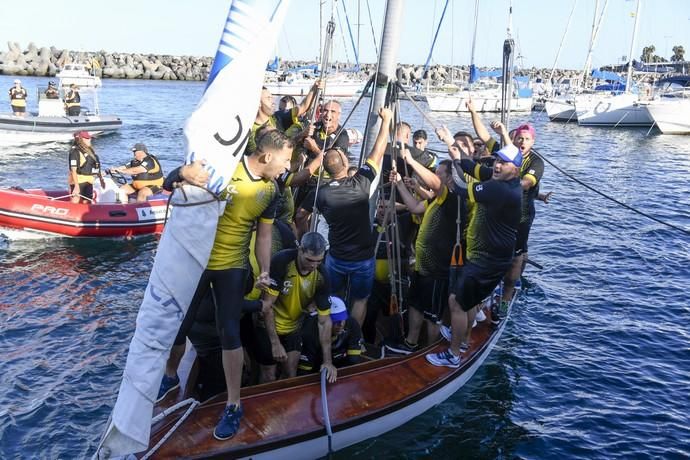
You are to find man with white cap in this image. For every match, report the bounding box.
[298,296,363,375]
[426,128,523,368]
[8,79,28,116]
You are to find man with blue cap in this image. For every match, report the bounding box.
[426,127,523,368]
[298,296,364,376]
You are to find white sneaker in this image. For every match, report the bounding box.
[472,320,477,328]
[440,324,452,342]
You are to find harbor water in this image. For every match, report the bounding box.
[0,75,688,459]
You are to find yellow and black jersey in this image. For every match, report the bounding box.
[520,153,544,222]
[130,154,164,189]
[207,156,279,271]
[246,107,300,154]
[415,185,460,278]
[9,87,27,107]
[68,146,101,184]
[265,248,331,335]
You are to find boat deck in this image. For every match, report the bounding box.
[144,313,505,459]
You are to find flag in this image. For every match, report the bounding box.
[94,1,291,457]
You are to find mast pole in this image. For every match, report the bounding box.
[361,0,403,160]
[625,0,641,94]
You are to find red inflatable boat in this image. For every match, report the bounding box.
[0,187,169,238]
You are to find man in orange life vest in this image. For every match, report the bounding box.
[111,143,165,202]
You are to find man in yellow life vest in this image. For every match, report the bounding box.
[64,84,81,116]
[8,79,28,116]
[110,143,165,202]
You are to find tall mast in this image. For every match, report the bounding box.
[579,0,608,89]
[547,0,578,88]
[625,0,641,94]
[361,0,403,158]
[468,0,479,84]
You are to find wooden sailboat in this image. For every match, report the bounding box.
[139,297,517,459]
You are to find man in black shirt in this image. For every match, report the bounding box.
[296,107,393,326]
[427,130,522,369]
[298,296,363,374]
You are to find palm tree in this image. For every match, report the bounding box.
[641,45,656,63]
[671,45,685,62]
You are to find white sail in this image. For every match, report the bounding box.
[94,1,291,457]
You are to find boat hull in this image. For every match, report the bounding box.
[545,98,577,121]
[0,188,167,238]
[0,114,123,145]
[141,301,514,459]
[426,91,533,112]
[642,98,690,134]
[575,93,653,127]
[264,80,364,98]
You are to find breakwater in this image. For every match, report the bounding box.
[0,41,588,85]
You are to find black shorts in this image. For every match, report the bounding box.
[78,182,94,201]
[515,219,533,255]
[174,268,260,350]
[409,272,449,323]
[253,325,303,366]
[450,261,510,312]
[11,105,25,113]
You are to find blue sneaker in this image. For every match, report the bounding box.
[514,279,522,291]
[214,404,243,441]
[425,349,461,368]
[156,374,180,402]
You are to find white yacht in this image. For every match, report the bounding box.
[640,76,690,134]
[55,62,102,88]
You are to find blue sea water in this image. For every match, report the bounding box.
[0,74,689,459]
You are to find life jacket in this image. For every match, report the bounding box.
[132,154,164,189]
[65,90,81,108]
[9,87,27,107]
[69,147,101,184]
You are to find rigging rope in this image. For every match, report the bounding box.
[422,0,451,74]
[320,368,334,455]
[534,148,690,237]
[365,0,379,60]
[340,0,360,70]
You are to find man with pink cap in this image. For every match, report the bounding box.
[425,131,523,368]
[501,123,544,309]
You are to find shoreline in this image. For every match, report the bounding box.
[0,41,597,85]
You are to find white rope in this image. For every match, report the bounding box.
[320,368,334,455]
[140,398,200,460]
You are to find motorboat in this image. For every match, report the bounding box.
[0,71,122,146]
[0,179,168,238]
[55,62,102,88]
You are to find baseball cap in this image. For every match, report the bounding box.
[494,144,522,167]
[73,131,91,139]
[131,143,148,153]
[329,296,348,322]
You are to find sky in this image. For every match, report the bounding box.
[0,0,688,70]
